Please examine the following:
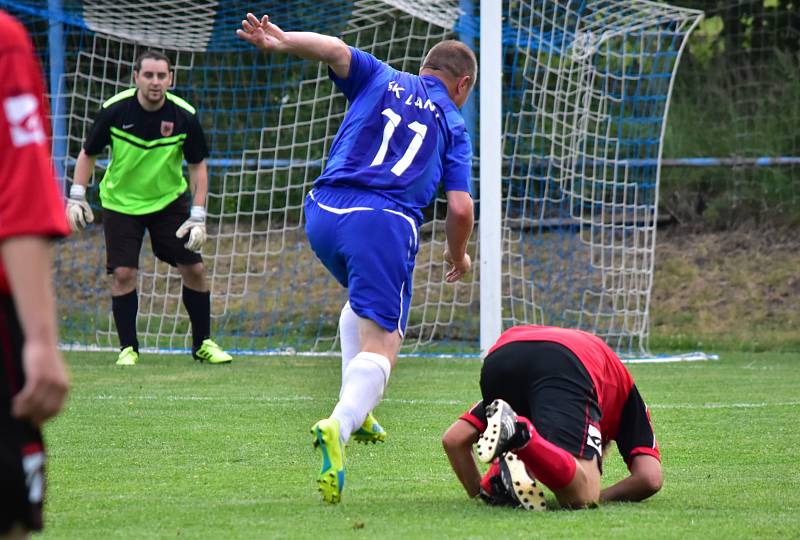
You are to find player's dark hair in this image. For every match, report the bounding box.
[421,40,477,88]
[134,50,172,72]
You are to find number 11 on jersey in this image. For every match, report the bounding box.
[370,108,428,177]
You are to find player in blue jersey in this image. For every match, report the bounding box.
[238,13,476,503]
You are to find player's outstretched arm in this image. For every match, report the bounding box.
[236,13,351,78]
[1,237,69,426]
[444,190,474,283]
[442,418,482,497]
[600,454,662,502]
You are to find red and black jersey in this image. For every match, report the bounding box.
[0,10,70,293]
[462,325,660,467]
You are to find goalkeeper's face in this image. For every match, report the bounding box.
[134,58,172,106]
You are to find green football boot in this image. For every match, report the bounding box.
[352,412,386,444]
[193,339,232,364]
[311,418,345,504]
[115,346,138,366]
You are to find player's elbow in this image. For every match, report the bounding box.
[629,465,662,502]
[441,429,462,454]
[325,38,352,78]
[627,454,663,501]
[639,467,663,498]
[441,421,473,454]
[446,192,474,221]
[445,196,474,239]
[77,149,94,164]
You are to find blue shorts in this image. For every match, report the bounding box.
[304,187,419,336]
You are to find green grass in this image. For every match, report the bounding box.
[40,351,800,539]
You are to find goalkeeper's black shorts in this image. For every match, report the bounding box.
[0,294,46,534]
[103,191,202,273]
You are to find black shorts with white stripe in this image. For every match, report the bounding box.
[0,294,45,534]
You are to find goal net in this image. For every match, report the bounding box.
[7,0,700,356]
[500,1,702,353]
[663,0,800,228]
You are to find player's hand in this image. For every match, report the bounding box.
[66,184,94,231]
[236,13,287,52]
[13,342,69,426]
[444,249,471,283]
[176,206,206,252]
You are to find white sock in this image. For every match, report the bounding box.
[338,301,360,399]
[331,352,391,443]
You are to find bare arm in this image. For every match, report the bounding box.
[72,149,97,188]
[600,454,663,502]
[444,190,474,283]
[187,160,208,207]
[236,13,352,78]
[176,160,210,252]
[442,418,482,497]
[1,237,69,426]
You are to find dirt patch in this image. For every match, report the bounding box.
[56,222,798,353]
[651,226,800,351]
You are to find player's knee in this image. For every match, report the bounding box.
[556,484,600,510]
[556,484,601,509]
[112,266,137,288]
[178,262,206,287]
[555,459,601,509]
[182,261,204,277]
[562,497,600,510]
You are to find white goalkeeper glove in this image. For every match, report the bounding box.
[66,184,94,232]
[176,206,206,252]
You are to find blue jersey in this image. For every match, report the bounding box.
[314,47,473,223]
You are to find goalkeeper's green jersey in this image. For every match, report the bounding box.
[83,88,209,215]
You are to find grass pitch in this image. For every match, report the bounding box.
[41,351,800,539]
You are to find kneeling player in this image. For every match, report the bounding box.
[442,325,662,509]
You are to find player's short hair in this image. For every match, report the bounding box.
[134,50,172,73]
[421,40,477,87]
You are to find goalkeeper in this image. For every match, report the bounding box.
[67,50,231,366]
[238,13,476,504]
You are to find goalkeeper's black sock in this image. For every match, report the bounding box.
[182,285,210,351]
[112,290,139,352]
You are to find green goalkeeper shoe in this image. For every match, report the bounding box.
[193,339,232,364]
[115,346,138,366]
[311,418,345,504]
[352,412,386,444]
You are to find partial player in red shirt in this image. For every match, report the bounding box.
[0,9,70,537]
[442,325,662,509]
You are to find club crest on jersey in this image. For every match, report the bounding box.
[160,121,174,137]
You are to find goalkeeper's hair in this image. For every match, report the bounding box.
[422,40,478,88]
[134,50,172,73]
